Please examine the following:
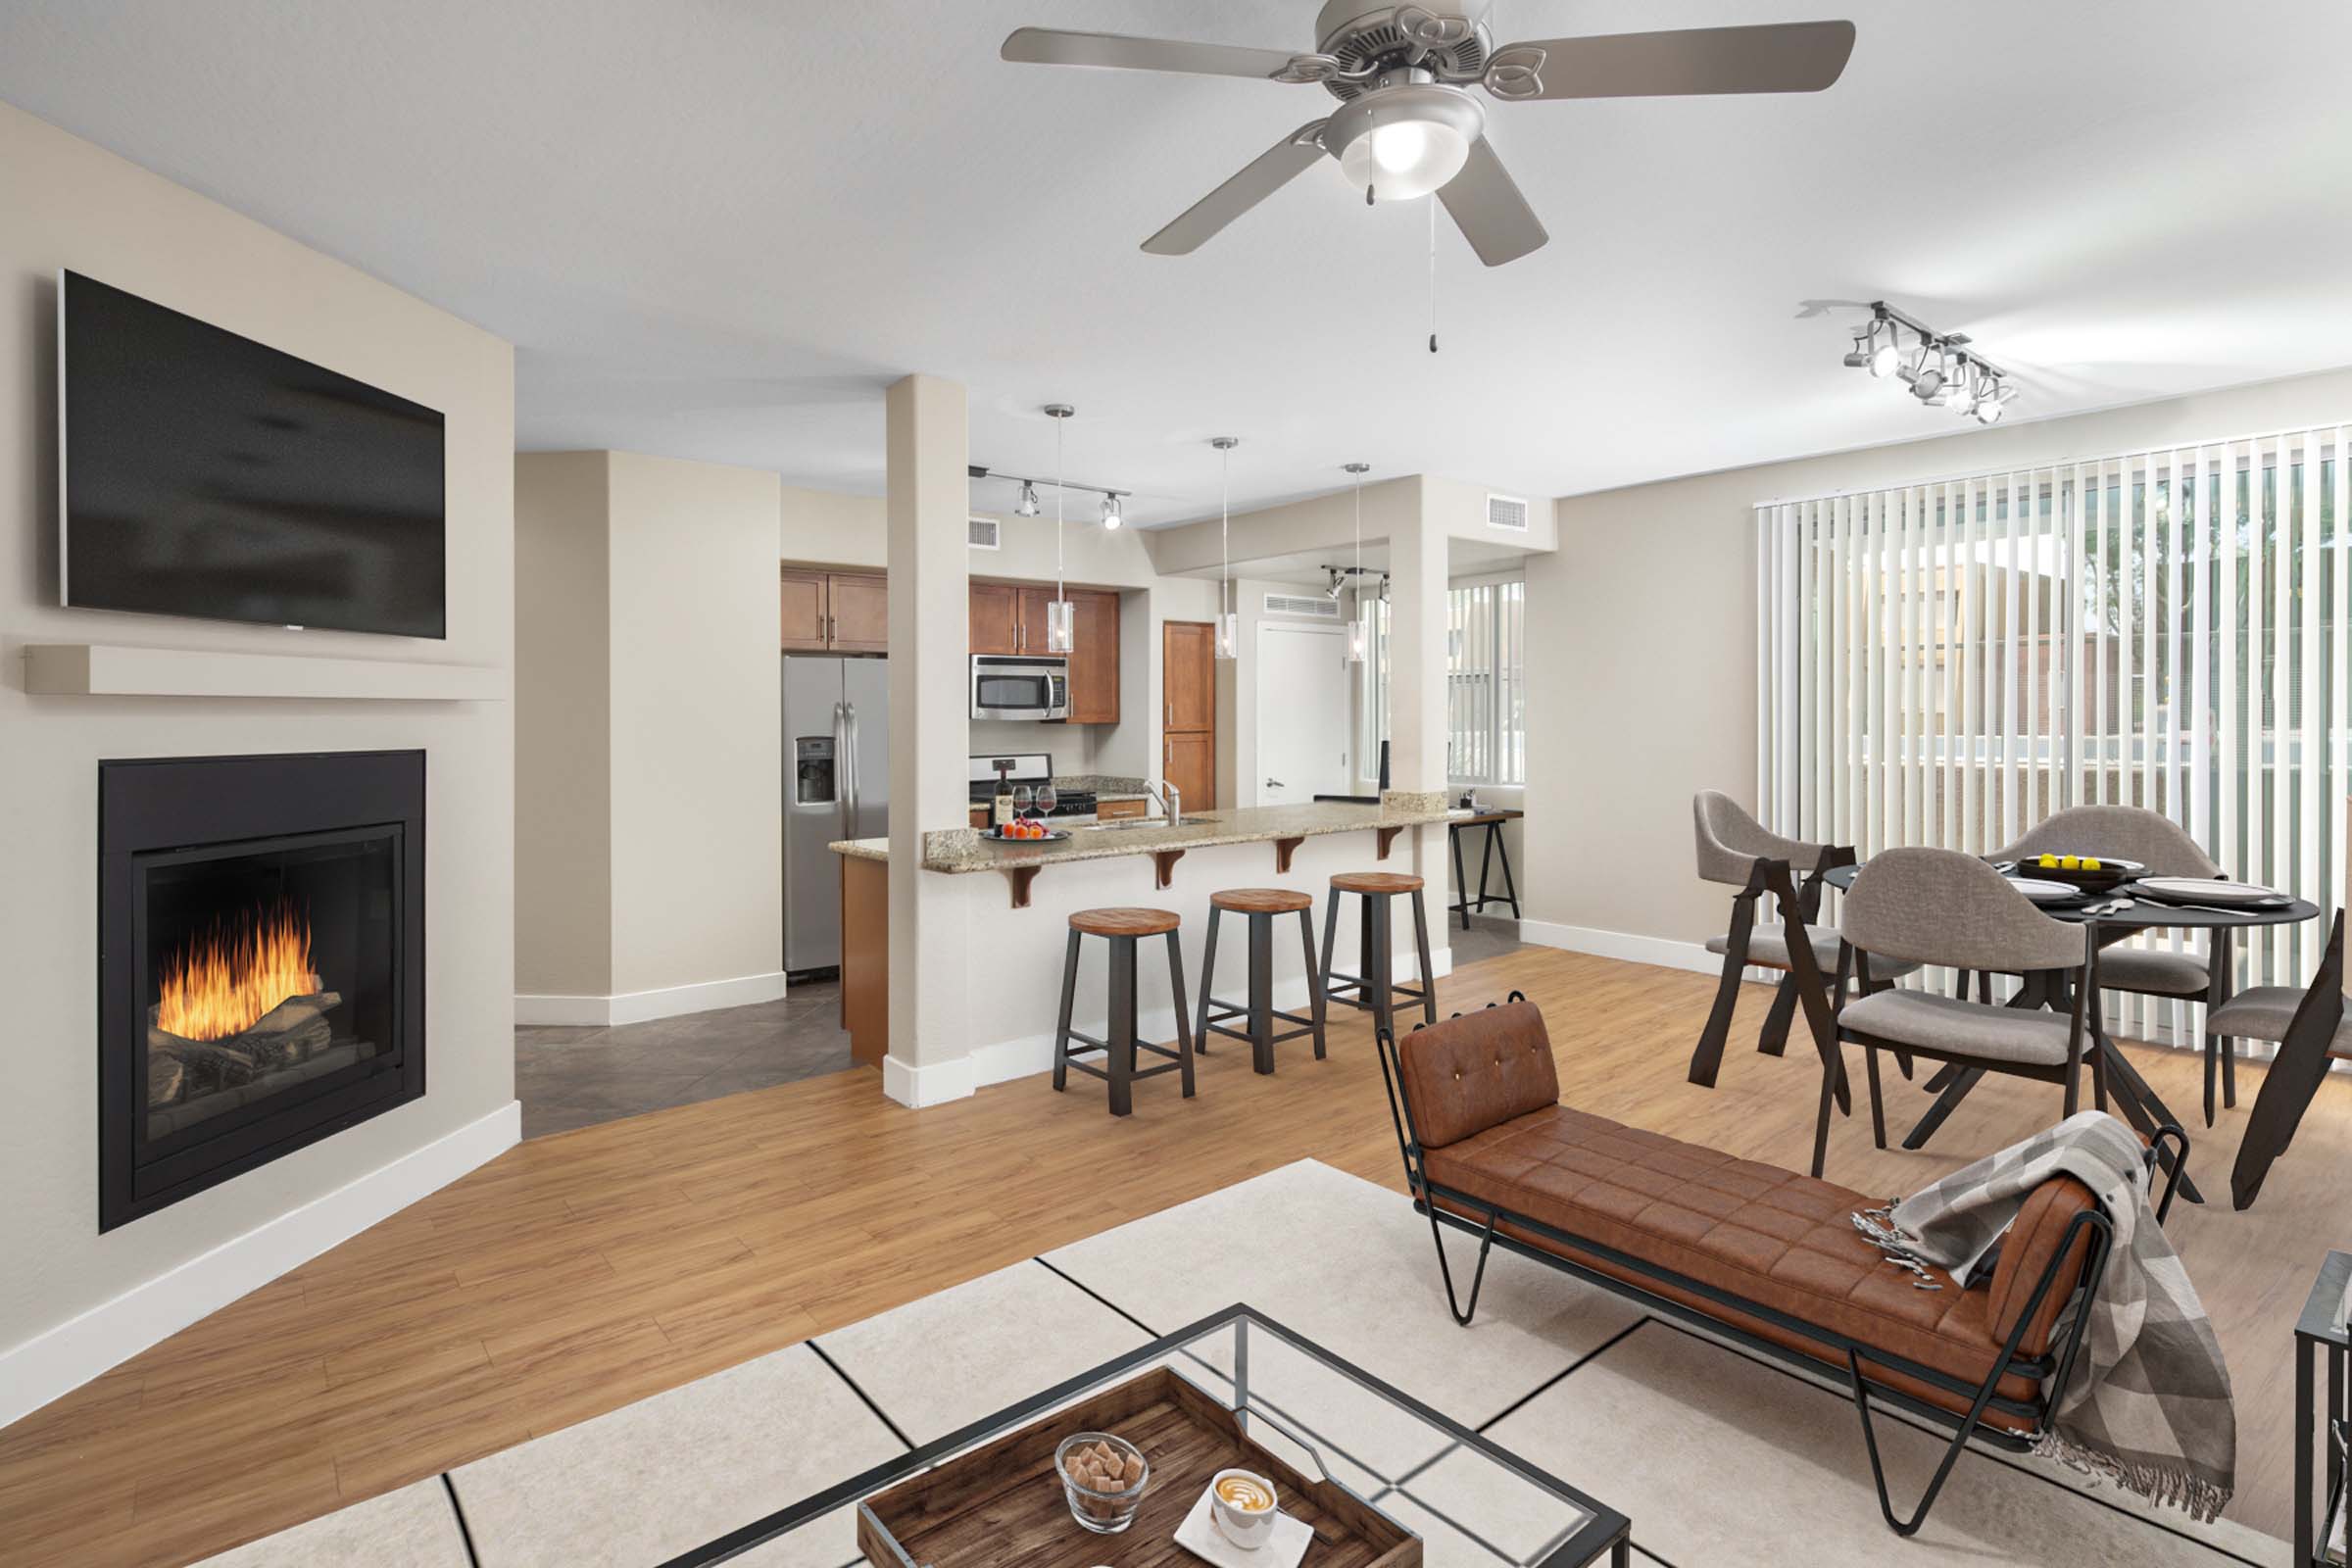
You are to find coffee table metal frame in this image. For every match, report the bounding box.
[657,1301,1632,1568]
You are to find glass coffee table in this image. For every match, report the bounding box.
[659,1302,1631,1567]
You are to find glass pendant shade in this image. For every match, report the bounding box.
[1044,597,1075,653]
[1346,612,1368,665]
[1216,611,1239,662]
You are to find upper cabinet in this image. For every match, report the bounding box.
[781,567,888,654]
[967,582,1122,724]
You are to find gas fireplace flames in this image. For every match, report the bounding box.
[155,901,321,1043]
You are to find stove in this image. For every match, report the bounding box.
[968,752,1097,818]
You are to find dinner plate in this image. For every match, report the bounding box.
[2006,877,2084,905]
[2132,877,2289,907]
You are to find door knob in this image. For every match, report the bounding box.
[1265,777,1285,789]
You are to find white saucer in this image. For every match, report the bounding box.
[1172,1485,1314,1568]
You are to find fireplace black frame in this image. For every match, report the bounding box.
[99,751,425,1231]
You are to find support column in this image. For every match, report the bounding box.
[1382,478,1452,988]
[884,373,973,1105]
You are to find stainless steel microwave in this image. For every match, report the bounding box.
[970,654,1068,720]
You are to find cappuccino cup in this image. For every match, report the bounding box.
[1208,1468,1278,1550]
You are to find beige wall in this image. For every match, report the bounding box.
[514,451,782,1003]
[609,453,783,995]
[0,102,515,1353]
[514,453,612,996]
[1526,365,2352,954]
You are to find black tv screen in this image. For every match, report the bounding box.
[60,270,447,638]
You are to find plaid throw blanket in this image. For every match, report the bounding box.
[1850,1110,2233,1521]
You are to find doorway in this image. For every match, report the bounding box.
[1255,623,1350,806]
[1161,620,1216,811]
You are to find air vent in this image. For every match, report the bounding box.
[1486,494,1530,533]
[967,516,1001,551]
[1264,593,1342,619]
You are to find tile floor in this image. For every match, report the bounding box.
[515,978,856,1139]
[1447,912,1524,967]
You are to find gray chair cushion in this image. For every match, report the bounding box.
[2095,945,2213,999]
[1838,988,2076,1066]
[1706,925,1920,979]
[2206,985,2317,1044]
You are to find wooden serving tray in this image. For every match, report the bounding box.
[857,1364,1420,1568]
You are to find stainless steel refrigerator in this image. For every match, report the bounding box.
[783,656,889,974]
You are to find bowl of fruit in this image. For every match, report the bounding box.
[982,818,1069,844]
[2002,853,2145,894]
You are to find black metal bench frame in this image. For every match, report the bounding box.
[1375,995,2186,1538]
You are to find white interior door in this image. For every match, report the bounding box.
[1256,624,1351,806]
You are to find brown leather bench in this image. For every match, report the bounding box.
[1375,995,2185,1537]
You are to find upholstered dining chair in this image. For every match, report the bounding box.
[1989,804,2234,1122]
[1689,790,1915,1093]
[1824,847,2096,1181]
[2206,910,2347,1208]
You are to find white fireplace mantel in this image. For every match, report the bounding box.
[20,643,505,701]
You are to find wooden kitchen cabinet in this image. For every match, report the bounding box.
[779,569,831,652]
[1161,729,1214,814]
[1162,619,1215,733]
[969,582,1021,655]
[1016,588,1059,657]
[827,573,889,653]
[781,567,889,653]
[1065,590,1121,723]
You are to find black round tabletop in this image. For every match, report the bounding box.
[1818,859,2320,932]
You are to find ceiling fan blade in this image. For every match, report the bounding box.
[1143,122,1330,256]
[1002,26,1298,80]
[1484,21,1855,101]
[1438,138,1548,267]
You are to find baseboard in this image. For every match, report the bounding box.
[1519,920,1718,976]
[515,970,787,1028]
[882,1053,978,1108]
[0,1099,519,1431]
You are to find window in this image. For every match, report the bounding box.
[1449,575,1526,785]
[1754,425,2351,1039]
[1355,575,1528,788]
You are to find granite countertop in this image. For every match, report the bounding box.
[829,794,1457,871]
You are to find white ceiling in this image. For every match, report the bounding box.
[7,1,2352,525]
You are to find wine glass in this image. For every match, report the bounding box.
[1010,785,1033,828]
[1036,784,1058,824]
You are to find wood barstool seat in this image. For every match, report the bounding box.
[1197,888,1325,1073]
[1322,871,1435,1037]
[1054,906,1193,1116]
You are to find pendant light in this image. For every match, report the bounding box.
[1211,436,1239,661]
[1343,462,1371,664]
[1044,404,1076,653]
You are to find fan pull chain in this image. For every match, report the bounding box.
[1427,196,1440,354]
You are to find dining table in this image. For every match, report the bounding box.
[1818,859,2320,1205]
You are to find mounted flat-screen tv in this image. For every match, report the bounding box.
[59,270,447,638]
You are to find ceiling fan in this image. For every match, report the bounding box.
[1003,3,1856,267]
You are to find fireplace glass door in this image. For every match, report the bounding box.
[138,828,401,1152]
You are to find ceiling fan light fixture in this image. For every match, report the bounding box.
[1326,84,1483,203]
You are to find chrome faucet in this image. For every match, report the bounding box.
[1143,778,1182,826]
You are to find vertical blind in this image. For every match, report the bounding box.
[1448,576,1528,785]
[1756,423,2352,1045]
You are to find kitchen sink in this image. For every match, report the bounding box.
[1078,818,1168,832]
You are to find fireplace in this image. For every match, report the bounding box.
[99,752,424,1230]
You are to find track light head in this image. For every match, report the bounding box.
[1868,337,1900,377]
[1101,493,1122,529]
[1015,481,1041,517]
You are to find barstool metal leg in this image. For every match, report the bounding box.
[1248,911,1276,1075]
[1106,935,1137,1117]
[1410,888,1437,1026]
[1366,894,1396,1038]
[1195,906,1221,1055]
[1298,907,1327,1057]
[1320,887,1342,1011]
[1054,929,1081,1092]
[1165,930,1196,1099]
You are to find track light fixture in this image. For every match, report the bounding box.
[1844,301,2015,426]
[969,465,1129,526]
[1015,481,1041,517]
[1101,493,1122,529]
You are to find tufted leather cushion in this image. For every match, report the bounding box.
[1417,1103,2099,1427]
[1986,1176,2097,1352]
[1394,1001,1560,1151]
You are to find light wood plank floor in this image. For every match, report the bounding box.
[2,945,2337,1566]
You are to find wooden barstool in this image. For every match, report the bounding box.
[1054,906,1195,1117]
[1195,888,1326,1074]
[1320,872,1437,1037]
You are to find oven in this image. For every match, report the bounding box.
[970,655,1068,720]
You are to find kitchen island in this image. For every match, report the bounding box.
[830,796,1458,1092]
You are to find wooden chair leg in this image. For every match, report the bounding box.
[2090,1043,2108,1111]
[2202,1031,2218,1127]
[1756,972,1800,1057]
[1053,929,1081,1092]
[2222,1034,2238,1109]
[1863,1045,1886,1149]
[1811,1048,1839,1179]
[1690,918,1753,1089]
